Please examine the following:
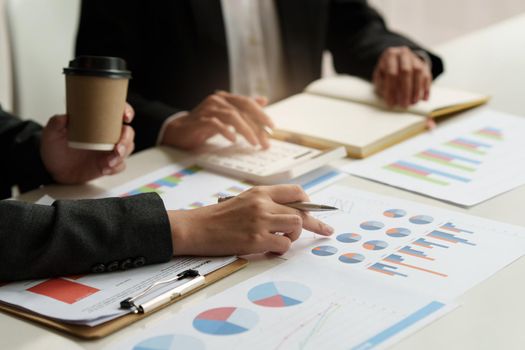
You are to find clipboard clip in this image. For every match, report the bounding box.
[120,269,205,314]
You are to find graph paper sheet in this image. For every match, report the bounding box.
[103,262,454,350]
[284,185,525,300]
[343,108,525,206]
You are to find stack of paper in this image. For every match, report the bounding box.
[0,257,236,326]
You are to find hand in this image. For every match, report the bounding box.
[373,46,432,108]
[160,91,274,150]
[167,185,334,256]
[40,104,135,184]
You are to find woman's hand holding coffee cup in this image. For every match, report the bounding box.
[40,103,136,185]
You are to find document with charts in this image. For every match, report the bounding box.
[107,162,347,210]
[284,185,525,299]
[343,109,525,206]
[104,262,454,350]
[0,256,236,326]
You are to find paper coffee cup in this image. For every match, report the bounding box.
[64,56,132,150]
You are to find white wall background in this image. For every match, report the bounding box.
[1,0,525,115]
[369,0,525,46]
[0,0,12,111]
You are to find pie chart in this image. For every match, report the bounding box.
[383,209,406,218]
[360,221,385,230]
[338,253,365,264]
[311,245,338,256]
[386,227,411,238]
[336,233,361,243]
[248,281,311,307]
[193,307,258,335]
[363,240,388,250]
[132,334,205,350]
[409,215,434,225]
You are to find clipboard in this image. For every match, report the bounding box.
[0,258,248,339]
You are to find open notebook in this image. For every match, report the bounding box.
[266,75,489,158]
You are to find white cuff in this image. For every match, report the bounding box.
[156,111,189,145]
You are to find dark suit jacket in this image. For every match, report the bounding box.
[0,107,53,199]
[0,107,172,281]
[76,0,444,151]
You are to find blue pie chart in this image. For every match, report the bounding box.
[386,227,411,238]
[360,221,385,230]
[339,253,365,264]
[337,233,361,243]
[384,209,407,218]
[311,245,338,256]
[363,240,388,251]
[133,334,205,350]
[248,281,311,307]
[409,215,434,225]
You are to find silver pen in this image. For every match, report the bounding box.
[218,196,337,212]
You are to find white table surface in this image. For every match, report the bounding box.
[3,13,525,350]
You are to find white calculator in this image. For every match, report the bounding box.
[194,135,346,184]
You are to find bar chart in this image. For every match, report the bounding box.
[474,126,503,140]
[368,221,477,279]
[343,110,525,206]
[445,137,492,155]
[110,164,254,210]
[121,165,202,196]
[384,160,472,185]
[415,148,480,171]
[304,184,525,299]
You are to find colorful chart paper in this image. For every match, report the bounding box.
[247,281,311,307]
[344,109,525,206]
[122,165,201,196]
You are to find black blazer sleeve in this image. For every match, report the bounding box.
[75,0,182,150]
[0,107,53,199]
[327,0,444,81]
[0,193,173,281]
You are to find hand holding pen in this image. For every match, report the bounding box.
[167,185,334,257]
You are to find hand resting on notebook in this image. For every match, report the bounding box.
[373,46,432,108]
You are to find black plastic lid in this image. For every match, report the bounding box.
[63,56,131,79]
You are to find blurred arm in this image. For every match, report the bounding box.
[327,0,444,81]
